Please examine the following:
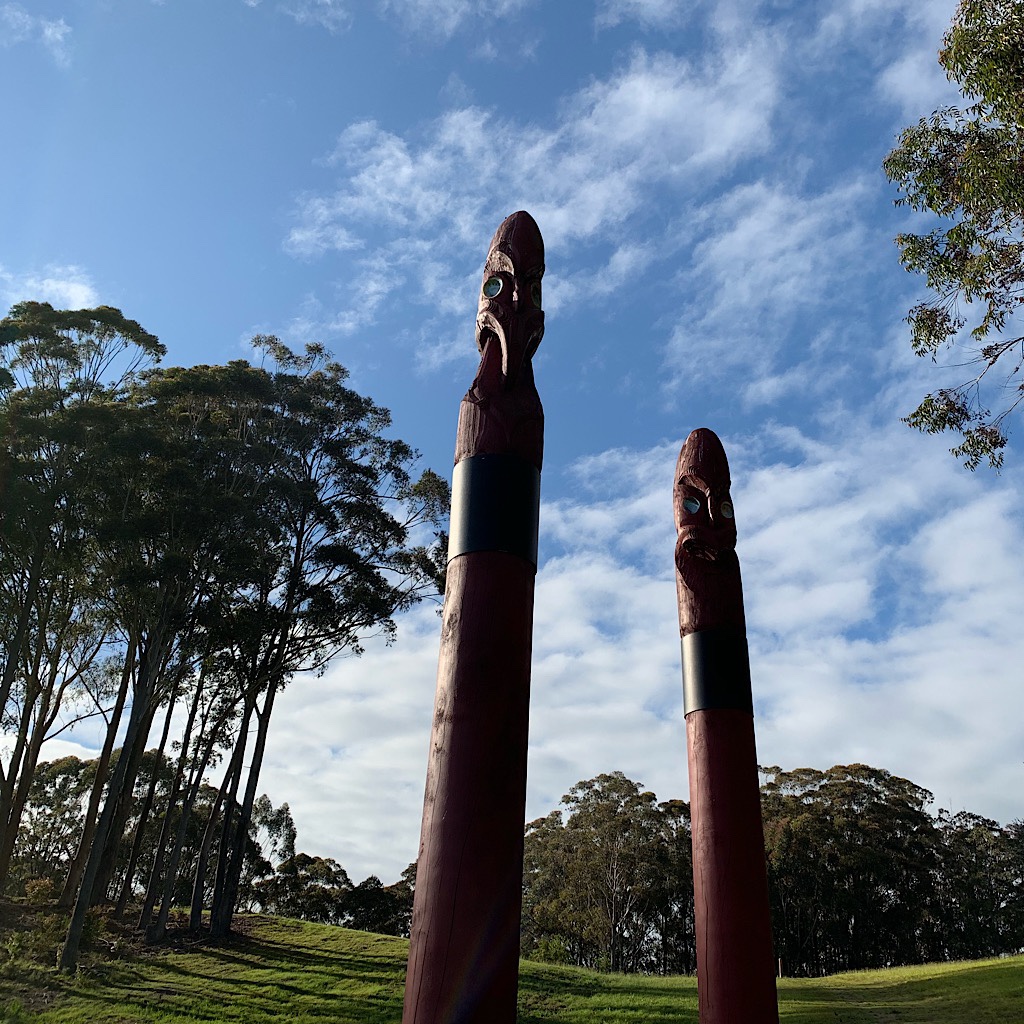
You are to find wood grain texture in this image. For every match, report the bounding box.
[674,427,778,1024]
[687,710,778,1024]
[403,212,545,1024]
[402,553,535,1024]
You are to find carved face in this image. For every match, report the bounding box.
[674,428,737,570]
[476,210,545,387]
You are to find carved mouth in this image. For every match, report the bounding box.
[682,538,722,562]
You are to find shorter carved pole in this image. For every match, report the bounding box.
[673,428,778,1024]
[402,211,545,1024]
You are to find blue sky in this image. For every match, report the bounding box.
[6,0,1024,883]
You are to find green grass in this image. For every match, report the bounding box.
[0,912,1020,1023]
[809,957,1024,1023]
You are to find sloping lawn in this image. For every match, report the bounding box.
[0,913,1020,1023]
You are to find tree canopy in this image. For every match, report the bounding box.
[523,766,1024,977]
[1,302,447,968]
[884,0,1024,469]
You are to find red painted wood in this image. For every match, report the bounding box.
[402,552,535,1024]
[403,212,545,1024]
[687,709,778,1023]
[675,428,778,1024]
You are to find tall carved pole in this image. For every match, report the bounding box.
[402,211,545,1024]
[673,428,778,1024]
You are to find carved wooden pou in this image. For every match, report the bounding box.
[674,428,778,1024]
[402,211,545,1024]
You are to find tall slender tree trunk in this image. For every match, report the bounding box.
[114,677,180,919]
[210,679,279,938]
[209,717,250,934]
[0,543,44,717]
[148,733,220,942]
[194,703,252,930]
[194,700,252,933]
[0,680,39,885]
[137,669,206,931]
[59,691,152,970]
[188,785,226,932]
[91,694,159,903]
[0,675,70,891]
[59,641,133,908]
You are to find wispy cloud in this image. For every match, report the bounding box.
[0,264,99,310]
[663,176,878,405]
[378,0,532,39]
[285,44,780,357]
[320,43,778,243]
[249,413,1024,880]
[279,0,351,32]
[595,0,696,30]
[35,411,1024,881]
[268,0,534,38]
[1,3,71,66]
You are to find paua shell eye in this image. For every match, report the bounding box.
[483,276,503,298]
[683,496,701,514]
[530,282,542,307]
[721,501,734,519]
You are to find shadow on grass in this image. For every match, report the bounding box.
[51,924,409,1024]
[820,956,1024,1024]
[517,962,699,1024]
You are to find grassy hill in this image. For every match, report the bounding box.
[0,911,1021,1023]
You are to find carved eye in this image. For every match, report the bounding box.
[530,282,542,307]
[683,496,700,515]
[721,501,734,519]
[483,276,503,298]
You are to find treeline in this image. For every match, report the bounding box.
[522,766,1024,977]
[0,302,447,968]
[15,752,416,938]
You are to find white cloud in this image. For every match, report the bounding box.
[875,1,962,122]
[285,44,780,355]
[595,0,696,30]
[377,0,531,38]
[250,411,1024,881]
[1,4,71,65]
[0,2,31,42]
[664,176,876,401]
[278,0,964,365]
[272,0,533,37]
[30,406,1024,880]
[279,0,351,32]
[779,0,963,137]
[0,264,100,310]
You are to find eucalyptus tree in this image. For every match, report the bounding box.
[930,810,1021,959]
[522,773,667,972]
[136,660,239,939]
[885,0,1024,468]
[649,798,695,975]
[203,338,447,938]
[251,851,352,924]
[9,755,96,891]
[760,764,939,975]
[43,333,445,964]
[0,302,163,896]
[58,358,278,968]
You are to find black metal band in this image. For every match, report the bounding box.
[447,454,541,567]
[681,627,753,715]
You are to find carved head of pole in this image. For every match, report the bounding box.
[476,210,545,390]
[674,428,744,633]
